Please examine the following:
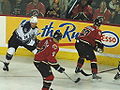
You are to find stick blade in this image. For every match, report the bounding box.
[75,78,81,83]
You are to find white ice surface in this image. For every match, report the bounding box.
[0,55,120,90]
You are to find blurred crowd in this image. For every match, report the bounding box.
[0,0,120,25]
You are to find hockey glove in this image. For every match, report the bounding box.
[94,40,104,53]
[35,38,41,45]
[51,64,65,73]
[57,66,65,73]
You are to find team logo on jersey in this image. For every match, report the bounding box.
[101,31,119,47]
[52,44,58,49]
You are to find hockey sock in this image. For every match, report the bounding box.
[42,75,54,90]
[42,82,52,90]
[77,57,84,68]
[5,53,13,63]
[90,60,98,74]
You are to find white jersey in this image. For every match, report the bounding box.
[15,20,38,46]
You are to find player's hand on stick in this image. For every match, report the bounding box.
[57,66,65,73]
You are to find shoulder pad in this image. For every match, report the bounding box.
[20,20,26,25]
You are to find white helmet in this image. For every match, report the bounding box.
[30,16,38,23]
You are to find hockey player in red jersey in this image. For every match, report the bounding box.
[75,17,104,79]
[34,31,65,90]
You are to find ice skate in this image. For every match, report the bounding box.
[114,72,120,80]
[3,62,9,71]
[92,74,102,80]
[75,66,81,73]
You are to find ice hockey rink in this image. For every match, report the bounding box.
[0,55,120,90]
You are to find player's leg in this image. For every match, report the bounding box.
[114,62,120,80]
[3,35,19,71]
[3,47,16,71]
[75,42,85,73]
[75,57,84,73]
[34,61,54,90]
[114,72,120,80]
[86,49,101,79]
[90,59,101,79]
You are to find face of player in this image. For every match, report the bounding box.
[30,23,37,28]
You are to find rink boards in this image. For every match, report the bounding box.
[0,16,120,66]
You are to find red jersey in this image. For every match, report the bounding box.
[72,5,93,19]
[26,2,46,16]
[78,26,102,47]
[34,37,59,63]
[93,8,111,24]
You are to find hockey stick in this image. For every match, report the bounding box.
[80,67,118,76]
[64,72,80,83]
[81,61,120,76]
[79,59,120,76]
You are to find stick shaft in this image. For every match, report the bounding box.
[81,67,118,76]
[64,72,75,82]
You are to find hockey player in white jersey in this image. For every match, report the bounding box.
[3,16,40,71]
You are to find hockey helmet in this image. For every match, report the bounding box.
[94,16,103,27]
[30,16,38,23]
[53,31,62,41]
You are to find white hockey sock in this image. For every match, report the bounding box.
[4,59,10,63]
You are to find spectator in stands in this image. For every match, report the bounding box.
[39,0,50,10]
[9,0,32,15]
[93,1,112,24]
[59,0,69,18]
[46,1,60,18]
[110,4,120,24]
[26,0,46,17]
[20,0,32,15]
[9,0,16,12]
[108,0,120,22]
[71,0,93,21]
[108,0,119,12]
[49,0,68,18]
[91,0,101,9]
[0,0,3,14]
[11,0,22,15]
[1,0,11,15]
[49,0,59,9]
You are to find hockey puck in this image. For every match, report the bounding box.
[75,78,81,83]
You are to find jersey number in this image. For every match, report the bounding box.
[80,29,90,36]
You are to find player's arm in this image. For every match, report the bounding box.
[94,39,104,53]
[36,38,47,52]
[47,49,65,73]
[94,31,104,53]
[48,59,65,73]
